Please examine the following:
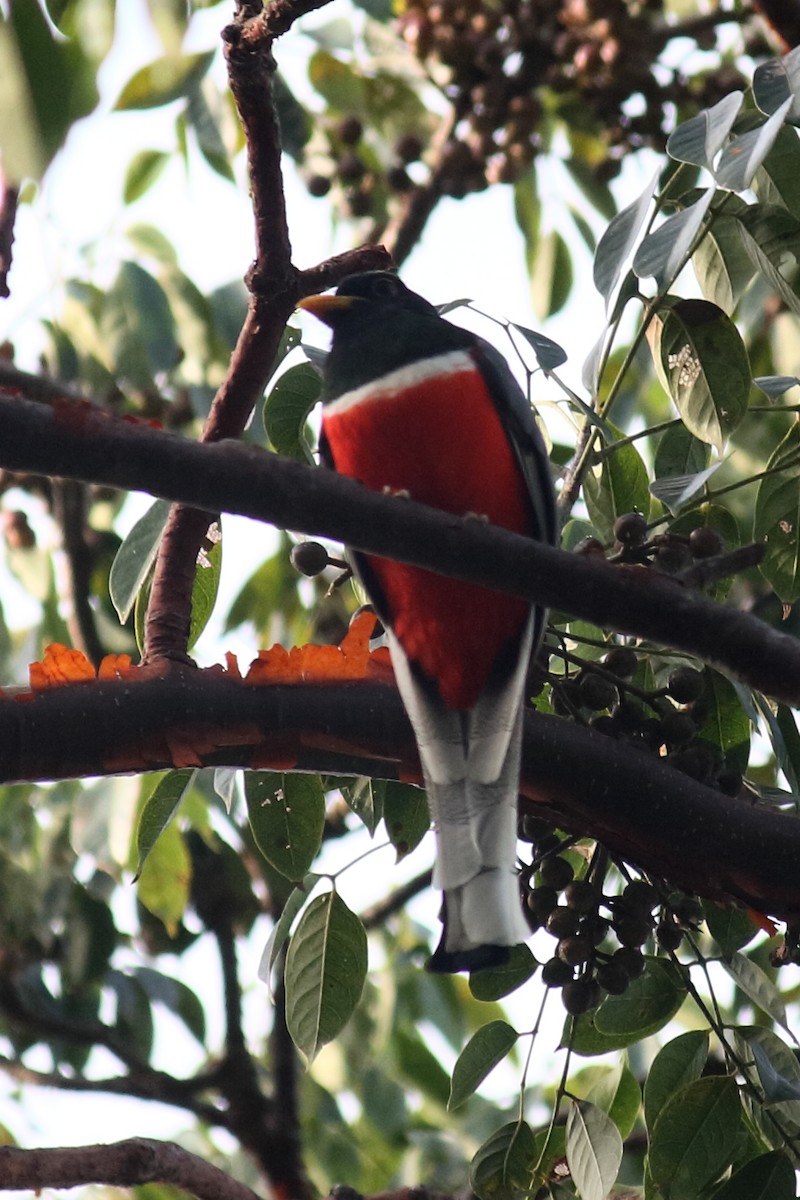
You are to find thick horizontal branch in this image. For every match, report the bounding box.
[0,1138,264,1200]
[1,670,799,921]
[0,393,797,703]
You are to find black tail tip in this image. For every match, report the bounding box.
[426,941,511,975]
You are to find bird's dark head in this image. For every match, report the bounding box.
[298,271,469,398]
[298,271,438,329]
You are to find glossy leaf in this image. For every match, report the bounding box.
[188,524,222,650]
[666,92,743,168]
[715,100,793,192]
[752,124,800,220]
[644,1031,709,1131]
[633,188,714,289]
[109,498,172,624]
[382,782,430,862]
[722,951,791,1034]
[448,1020,519,1110]
[702,902,759,957]
[583,428,650,542]
[737,205,800,315]
[754,374,800,398]
[284,890,367,1064]
[340,777,383,835]
[114,51,214,110]
[570,958,687,1056]
[186,85,234,182]
[245,772,326,882]
[692,211,756,313]
[136,816,191,935]
[711,1151,797,1200]
[257,874,321,991]
[754,421,800,602]
[273,71,312,159]
[565,1100,622,1200]
[469,944,537,1002]
[529,229,573,318]
[649,298,750,451]
[263,362,321,462]
[101,261,180,389]
[134,769,196,879]
[749,1037,800,1102]
[754,44,800,127]
[593,172,658,303]
[510,323,567,371]
[469,1120,536,1200]
[654,423,710,481]
[649,461,722,516]
[648,1076,742,1198]
[584,1060,641,1140]
[133,965,205,1044]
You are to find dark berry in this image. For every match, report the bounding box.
[564,880,598,914]
[346,188,372,217]
[580,914,610,946]
[519,815,555,842]
[387,164,414,192]
[668,744,716,783]
[534,833,561,858]
[661,709,696,748]
[689,526,723,559]
[613,511,648,546]
[614,700,644,732]
[394,132,424,162]
[614,914,653,948]
[656,920,683,951]
[552,680,582,716]
[612,946,646,979]
[306,174,332,197]
[603,646,638,678]
[579,672,619,711]
[291,540,330,576]
[622,880,659,914]
[596,962,629,995]
[338,153,366,184]
[562,978,601,1015]
[541,956,574,987]
[590,715,618,737]
[557,934,594,966]
[654,539,693,574]
[546,906,581,939]
[574,536,606,557]
[527,885,559,921]
[670,894,704,928]
[667,667,705,704]
[539,855,574,891]
[716,767,743,797]
[337,115,363,145]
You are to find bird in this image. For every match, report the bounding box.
[299,271,556,973]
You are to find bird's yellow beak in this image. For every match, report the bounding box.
[297,293,357,325]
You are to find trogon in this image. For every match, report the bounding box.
[299,271,556,973]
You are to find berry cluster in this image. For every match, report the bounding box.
[519,827,703,1013]
[304,115,425,219]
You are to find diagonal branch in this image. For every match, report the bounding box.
[0,392,797,705]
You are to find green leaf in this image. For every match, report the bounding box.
[105,968,154,1060]
[340,777,383,835]
[648,298,750,451]
[693,210,756,313]
[722,951,791,1034]
[633,188,715,289]
[284,890,367,1064]
[245,773,325,882]
[511,323,567,371]
[529,229,573,318]
[644,1031,709,1131]
[308,49,367,113]
[448,1020,519,1110]
[136,816,191,935]
[584,1060,641,1139]
[134,769,197,878]
[273,71,311,159]
[123,149,169,204]
[394,1023,452,1105]
[584,426,650,541]
[737,204,800,315]
[754,44,800,127]
[777,704,800,791]
[469,1120,536,1200]
[693,669,751,771]
[754,420,800,603]
[114,50,214,110]
[263,362,321,462]
[569,958,688,1056]
[715,101,793,192]
[382,781,430,862]
[667,92,743,167]
[132,965,206,1044]
[101,261,180,389]
[712,1151,797,1200]
[565,1100,622,1200]
[702,901,759,956]
[186,85,234,181]
[752,124,800,220]
[593,172,658,304]
[469,944,538,1001]
[257,874,321,991]
[188,523,222,650]
[649,462,722,516]
[648,1076,743,1199]
[109,498,172,624]
[654,421,711,481]
[748,1037,800,1102]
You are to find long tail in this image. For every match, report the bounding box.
[387,620,533,973]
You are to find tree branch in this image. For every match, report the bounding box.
[0,1139,265,1200]
[1,671,799,922]
[0,393,797,705]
